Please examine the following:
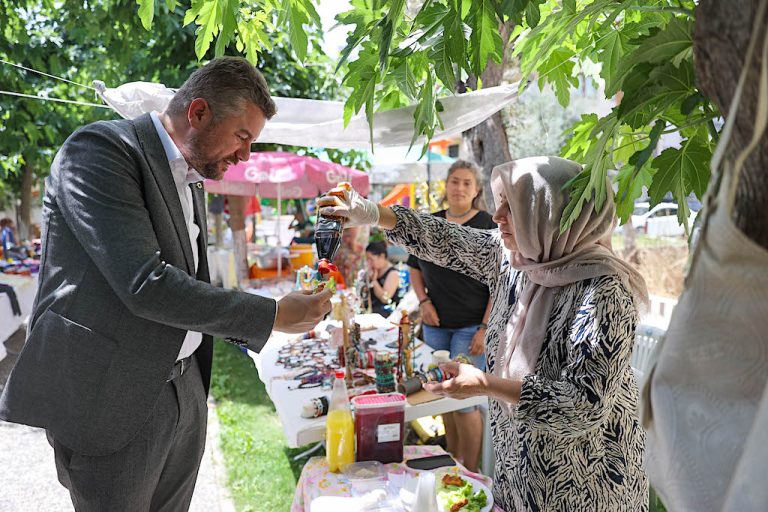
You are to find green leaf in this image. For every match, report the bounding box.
[648,138,711,226]
[538,47,578,108]
[410,72,436,150]
[594,30,630,92]
[379,18,394,73]
[378,0,406,73]
[468,0,503,77]
[193,0,223,61]
[562,0,576,14]
[615,160,655,224]
[214,0,238,57]
[288,3,309,61]
[392,59,418,98]
[628,120,666,172]
[608,17,693,96]
[137,0,155,30]
[525,1,541,28]
[165,0,178,11]
[618,61,695,129]
[680,91,702,115]
[560,112,620,232]
[561,113,599,162]
[430,38,457,89]
[443,4,467,66]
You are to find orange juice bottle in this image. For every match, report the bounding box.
[326,369,355,472]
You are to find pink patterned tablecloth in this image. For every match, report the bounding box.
[291,444,503,512]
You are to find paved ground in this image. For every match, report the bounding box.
[0,327,235,512]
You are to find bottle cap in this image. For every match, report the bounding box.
[335,369,345,379]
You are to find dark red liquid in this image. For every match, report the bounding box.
[315,231,342,261]
[355,407,405,463]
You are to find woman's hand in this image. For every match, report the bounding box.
[423,362,488,399]
[368,267,379,282]
[469,327,485,355]
[317,183,380,227]
[419,301,440,326]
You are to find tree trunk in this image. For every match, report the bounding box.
[622,222,638,263]
[17,162,33,241]
[694,0,768,249]
[461,23,515,212]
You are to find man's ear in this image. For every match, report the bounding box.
[187,98,212,129]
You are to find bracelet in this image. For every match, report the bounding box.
[478,323,488,329]
[419,298,432,305]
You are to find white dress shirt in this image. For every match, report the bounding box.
[150,111,205,361]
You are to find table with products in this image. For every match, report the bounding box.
[0,273,37,362]
[291,444,503,512]
[248,313,494,476]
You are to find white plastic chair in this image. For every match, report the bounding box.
[631,324,665,387]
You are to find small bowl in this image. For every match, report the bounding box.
[341,461,387,495]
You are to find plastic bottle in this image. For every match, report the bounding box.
[326,368,355,472]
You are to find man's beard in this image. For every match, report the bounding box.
[187,130,231,180]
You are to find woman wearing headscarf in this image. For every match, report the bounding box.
[318,156,649,511]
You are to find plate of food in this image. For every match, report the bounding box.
[435,472,493,512]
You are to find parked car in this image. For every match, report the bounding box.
[631,202,697,237]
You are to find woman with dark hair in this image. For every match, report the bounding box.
[319,157,649,511]
[408,159,496,472]
[363,241,401,317]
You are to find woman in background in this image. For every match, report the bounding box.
[408,160,495,472]
[363,241,400,317]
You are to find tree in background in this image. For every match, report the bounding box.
[0,0,366,239]
[137,0,720,232]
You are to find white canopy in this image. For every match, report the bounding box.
[94,80,520,150]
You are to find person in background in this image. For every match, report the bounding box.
[1,218,17,258]
[408,160,495,472]
[334,225,370,286]
[364,241,401,317]
[318,156,649,511]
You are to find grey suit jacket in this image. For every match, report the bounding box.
[0,114,276,456]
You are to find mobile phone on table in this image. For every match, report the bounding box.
[405,454,457,471]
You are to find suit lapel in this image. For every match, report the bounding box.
[191,183,211,283]
[133,114,195,275]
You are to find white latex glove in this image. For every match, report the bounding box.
[317,183,380,227]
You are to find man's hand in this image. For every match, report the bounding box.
[273,289,333,333]
[469,327,485,355]
[419,301,440,326]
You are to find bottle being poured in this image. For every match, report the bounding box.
[313,182,351,291]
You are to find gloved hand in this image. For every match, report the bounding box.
[317,182,380,227]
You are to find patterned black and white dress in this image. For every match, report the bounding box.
[387,206,648,512]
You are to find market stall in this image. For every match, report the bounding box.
[248,312,493,476]
[292,444,499,512]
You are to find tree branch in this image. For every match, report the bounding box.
[626,6,695,16]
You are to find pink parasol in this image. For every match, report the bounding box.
[203,151,369,198]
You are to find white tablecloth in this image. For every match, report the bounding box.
[248,313,488,448]
[0,274,38,361]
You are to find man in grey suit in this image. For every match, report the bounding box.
[0,57,332,511]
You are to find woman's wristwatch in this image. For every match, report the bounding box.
[478,322,488,329]
[419,297,432,306]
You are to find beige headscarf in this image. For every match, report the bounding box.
[490,156,648,408]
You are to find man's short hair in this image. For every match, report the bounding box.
[167,56,277,121]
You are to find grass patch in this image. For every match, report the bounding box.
[210,341,321,512]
